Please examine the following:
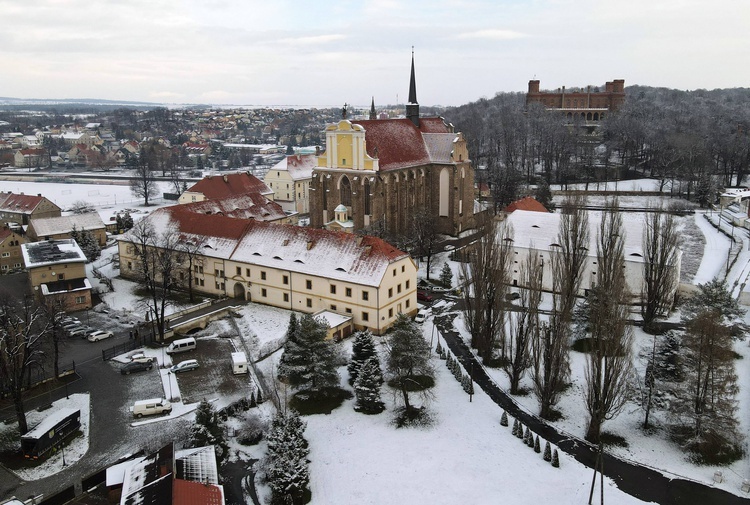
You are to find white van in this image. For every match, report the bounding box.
[166,337,196,355]
[231,352,248,375]
[132,398,172,418]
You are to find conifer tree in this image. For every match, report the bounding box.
[266,410,310,505]
[439,263,453,288]
[551,449,560,468]
[516,423,524,439]
[122,212,134,230]
[191,399,228,464]
[512,419,519,437]
[278,314,340,395]
[348,330,377,386]
[534,435,541,453]
[354,357,385,414]
[500,411,509,427]
[543,441,552,462]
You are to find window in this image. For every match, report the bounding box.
[406,299,410,308]
[345,308,352,314]
[246,268,251,276]
[283,293,289,302]
[75,296,86,304]
[393,268,396,277]
[194,265,198,273]
[199,266,204,274]
[283,275,289,285]
[388,308,393,318]
[331,304,337,311]
[397,284,402,294]
[1,252,9,258]
[1,265,6,271]
[13,263,20,268]
[261,288,267,297]
[306,298,312,308]
[58,273,64,280]
[388,288,393,298]
[405,280,410,289]
[362,291,369,301]
[128,262,132,270]
[340,176,352,206]
[306,280,312,289]
[345,287,352,297]
[195,276,200,284]
[362,312,369,321]
[330,285,336,294]
[236,266,241,276]
[261,271,266,280]
[401,265,405,272]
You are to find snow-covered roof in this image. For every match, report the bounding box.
[22,408,79,440]
[178,193,289,222]
[30,212,105,237]
[21,239,86,268]
[0,192,55,214]
[505,209,653,262]
[121,207,408,287]
[270,154,316,181]
[314,310,352,329]
[175,445,220,484]
[422,133,457,163]
[185,172,273,199]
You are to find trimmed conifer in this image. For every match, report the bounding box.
[534,435,541,453]
[551,449,560,468]
[354,357,385,414]
[500,411,508,427]
[516,423,524,439]
[348,330,377,386]
[512,419,519,437]
[543,441,552,461]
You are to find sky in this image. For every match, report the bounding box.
[2,0,749,108]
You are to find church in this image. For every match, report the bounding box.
[309,56,475,237]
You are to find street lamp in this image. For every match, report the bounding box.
[167,371,173,401]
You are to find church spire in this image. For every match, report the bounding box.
[406,48,420,127]
[369,96,376,120]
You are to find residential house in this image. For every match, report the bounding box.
[502,196,549,215]
[178,172,274,204]
[264,153,315,214]
[13,149,45,169]
[27,212,108,246]
[118,206,417,335]
[0,227,27,274]
[21,239,92,310]
[504,209,681,301]
[0,192,62,226]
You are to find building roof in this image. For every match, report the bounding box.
[172,479,224,505]
[351,118,453,171]
[179,193,290,222]
[21,239,86,268]
[0,192,55,215]
[22,408,79,440]
[175,446,220,485]
[185,172,272,199]
[503,196,549,214]
[270,154,316,181]
[122,207,409,287]
[313,310,352,329]
[30,212,106,237]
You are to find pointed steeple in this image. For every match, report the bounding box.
[369,96,376,120]
[406,48,420,127]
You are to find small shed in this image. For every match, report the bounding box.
[313,310,354,341]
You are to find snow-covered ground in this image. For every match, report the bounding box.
[552,178,664,193]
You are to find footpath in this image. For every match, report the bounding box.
[432,307,750,505]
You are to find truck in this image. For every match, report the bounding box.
[21,408,81,459]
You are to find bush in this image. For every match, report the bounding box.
[290,387,353,415]
[237,413,268,446]
[393,406,433,428]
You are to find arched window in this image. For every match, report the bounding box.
[340,176,352,207]
[439,168,450,217]
[364,179,371,215]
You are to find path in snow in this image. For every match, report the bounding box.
[692,212,733,285]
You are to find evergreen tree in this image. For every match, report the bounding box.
[534,435,541,453]
[512,418,519,437]
[116,214,124,233]
[353,357,385,414]
[385,313,434,416]
[439,263,453,288]
[266,410,310,505]
[543,441,552,462]
[524,427,531,446]
[551,449,560,468]
[191,399,228,464]
[278,314,340,394]
[348,330,377,386]
[500,411,508,427]
[122,212,134,230]
[516,423,524,439]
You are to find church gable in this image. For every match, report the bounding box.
[318,120,378,172]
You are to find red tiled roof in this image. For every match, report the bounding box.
[503,196,549,214]
[418,117,452,133]
[186,173,272,199]
[0,228,12,241]
[179,193,288,222]
[0,192,47,214]
[165,206,251,240]
[20,148,45,156]
[173,479,224,505]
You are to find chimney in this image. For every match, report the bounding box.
[356,236,363,246]
[223,175,228,183]
[307,240,314,250]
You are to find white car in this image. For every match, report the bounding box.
[415,309,429,324]
[170,359,199,374]
[129,353,153,364]
[87,330,113,342]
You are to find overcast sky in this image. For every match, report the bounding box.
[2,0,749,107]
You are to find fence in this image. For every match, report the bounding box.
[0,362,76,400]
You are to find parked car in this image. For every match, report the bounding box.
[87,330,113,342]
[129,353,153,364]
[121,360,154,375]
[67,325,90,338]
[415,309,429,324]
[170,359,199,374]
[417,291,433,303]
[61,320,82,331]
[132,398,172,418]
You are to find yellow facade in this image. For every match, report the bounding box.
[318,120,378,172]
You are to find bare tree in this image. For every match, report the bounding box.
[505,247,542,394]
[410,208,440,280]
[641,210,680,332]
[128,219,182,341]
[39,294,68,379]
[130,148,159,206]
[582,202,633,444]
[460,214,512,362]
[0,294,48,434]
[176,236,207,303]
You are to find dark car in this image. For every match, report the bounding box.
[121,360,154,375]
[417,291,433,303]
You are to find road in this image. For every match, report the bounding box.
[431,304,750,505]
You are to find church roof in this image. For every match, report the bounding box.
[178,193,289,222]
[185,172,272,199]
[352,118,452,171]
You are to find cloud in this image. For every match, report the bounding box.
[278,34,347,46]
[455,29,527,40]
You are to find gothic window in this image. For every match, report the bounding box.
[340,176,352,206]
[364,179,371,215]
[439,168,450,217]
